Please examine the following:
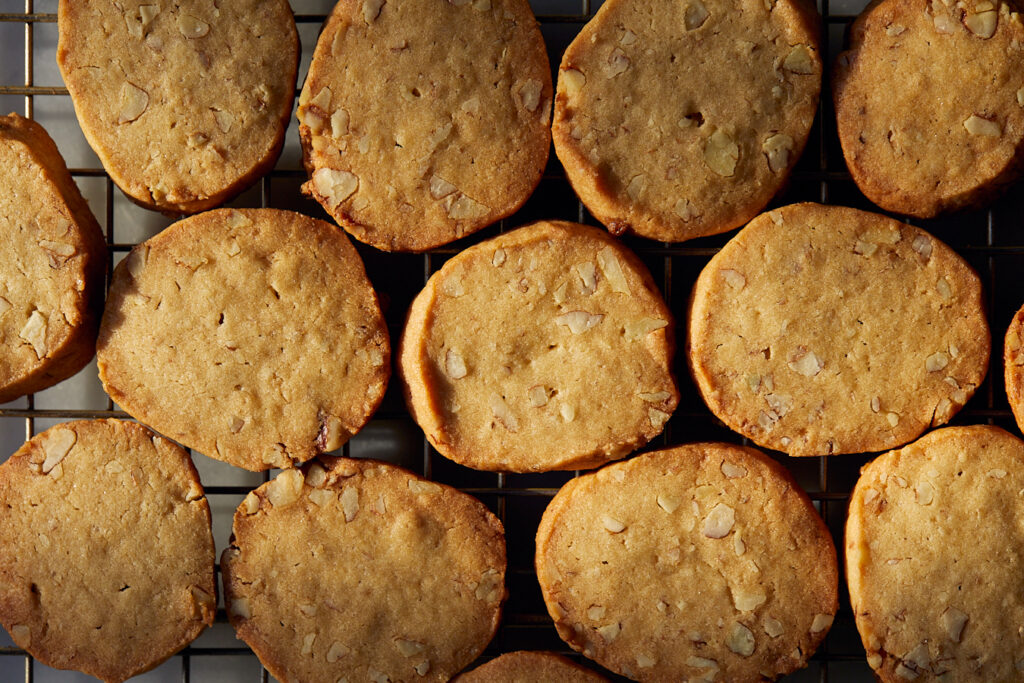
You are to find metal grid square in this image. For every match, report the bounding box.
[1,0,1022,680]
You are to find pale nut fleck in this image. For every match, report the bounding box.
[528,385,549,407]
[721,268,746,290]
[684,0,710,30]
[588,605,607,620]
[933,11,957,33]
[624,317,668,340]
[266,469,304,508]
[448,195,489,220]
[937,277,952,300]
[518,78,543,112]
[732,587,766,611]
[489,394,519,432]
[606,48,631,76]
[414,661,430,676]
[989,468,1008,478]
[305,463,327,488]
[626,175,645,201]
[301,633,316,655]
[363,0,386,22]
[326,641,349,662]
[474,568,502,601]
[867,653,884,669]
[764,617,785,638]
[575,261,598,294]
[788,349,823,377]
[688,656,719,670]
[721,461,747,478]
[408,479,442,494]
[561,68,586,96]
[229,596,252,619]
[178,14,210,38]
[704,129,739,177]
[40,427,75,474]
[597,248,630,294]
[242,491,260,515]
[140,4,160,30]
[912,234,933,259]
[783,44,816,74]
[396,639,425,657]
[597,622,621,642]
[429,175,457,199]
[942,607,968,642]
[491,248,506,267]
[340,486,359,522]
[185,480,203,502]
[10,625,29,648]
[886,23,907,35]
[118,82,149,123]
[702,503,735,538]
[320,415,344,452]
[1018,87,1024,107]
[964,9,997,37]
[602,514,626,533]
[555,311,604,334]
[887,412,900,427]
[674,198,697,221]
[445,349,468,379]
[854,240,878,257]
[560,403,576,422]
[916,481,935,505]
[727,622,755,656]
[649,408,671,430]
[762,133,794,173]
[926,352,949,372]
[639,391,671,402]
[657,494,681,513]
[963,114,1001,137]
[636,654,657,668]
[313,168,359,207]
[810,613,834,633]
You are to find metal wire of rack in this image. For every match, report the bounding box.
[1,0,1022,681]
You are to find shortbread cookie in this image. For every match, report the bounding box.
[222,457,506,683]
[97,209,389,471]
[0,114,106,403]
[536,443,838,681]
[399,220,678,472]
[0,419,216,683]
[552,0,821,243]
[297,0,551,251]
[688,203,988,457]
[834,0,1024,217]
[847,425,1024,681]
[1004,303,1024,431]
[456,651,608,682]
[57,0,298,214]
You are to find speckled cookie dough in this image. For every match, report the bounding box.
[222,457,506,683]
[834,0,1024,217]
[847,425,1024,681]
[0,114,106,404]
[297,0,552,252]
[455,650,608,682]
[688,202,989,457]
[0,419,216,683]
[551,0,821,243]
[57,0,299,214]
[399,220,678,472]
[536,442,838,681]
[97,208,389,471]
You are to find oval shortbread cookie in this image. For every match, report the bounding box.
[0,114,106,403]
[57,0,299,214]
[97,208,389,471]
[222,457,506,683]
[552,0,821,242]
[834,0,1024,217]
[847,425,1024,681]
[688,203,989,457]
[297,0,552,252]
[0,420,216,683]
[455,651,608,682]
[399,220,678,472]
[536,443,839,681]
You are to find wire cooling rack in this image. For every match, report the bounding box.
[2,0,1022,681]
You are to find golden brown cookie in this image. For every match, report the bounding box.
[847,425,1024,681]
[455,651,608,682]
[536,443,838,681]
[221,457,506,683]
[97,208,389,471]
[57,0,299,214]
[297,0,551,252]
[688,202,989,457]
[552,0,821,243]
[834,0,1024,217]
[399,220,678,472]
[0,419,216,683]
[0,114,106,404]
[1004,303,1024,431]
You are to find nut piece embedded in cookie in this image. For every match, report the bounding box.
[536,442,838,681]
[399,220,678,472]
[688,203,988,456]
[221,458,506,683]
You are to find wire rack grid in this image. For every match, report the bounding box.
[1,0,1022,681]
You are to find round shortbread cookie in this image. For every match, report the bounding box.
[847,425,1024,681]
[57,0,299,214]
[97,208,389,471]
[221,457,506,683]
[687,202,989,457]
[297,0,551,252]
[0,114,106,404]
[399,220,678,472]
[834,0,1024,217]
[455,651,608,682]
[0,419,216,683]
[536,443,839,681]
[551,0,821,243]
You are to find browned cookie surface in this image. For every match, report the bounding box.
[688,202,989,456]
[222,457,506,683]
[455,650,608,682]
[297,0,551,251]
[834,0,1024,217]
[98,208,389,471]
[536,443,838,681]
[57,0,298,213]
[0,114,105,404]
[399,220,678,472]
[0,419,215,683]
[552,0,821,242]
